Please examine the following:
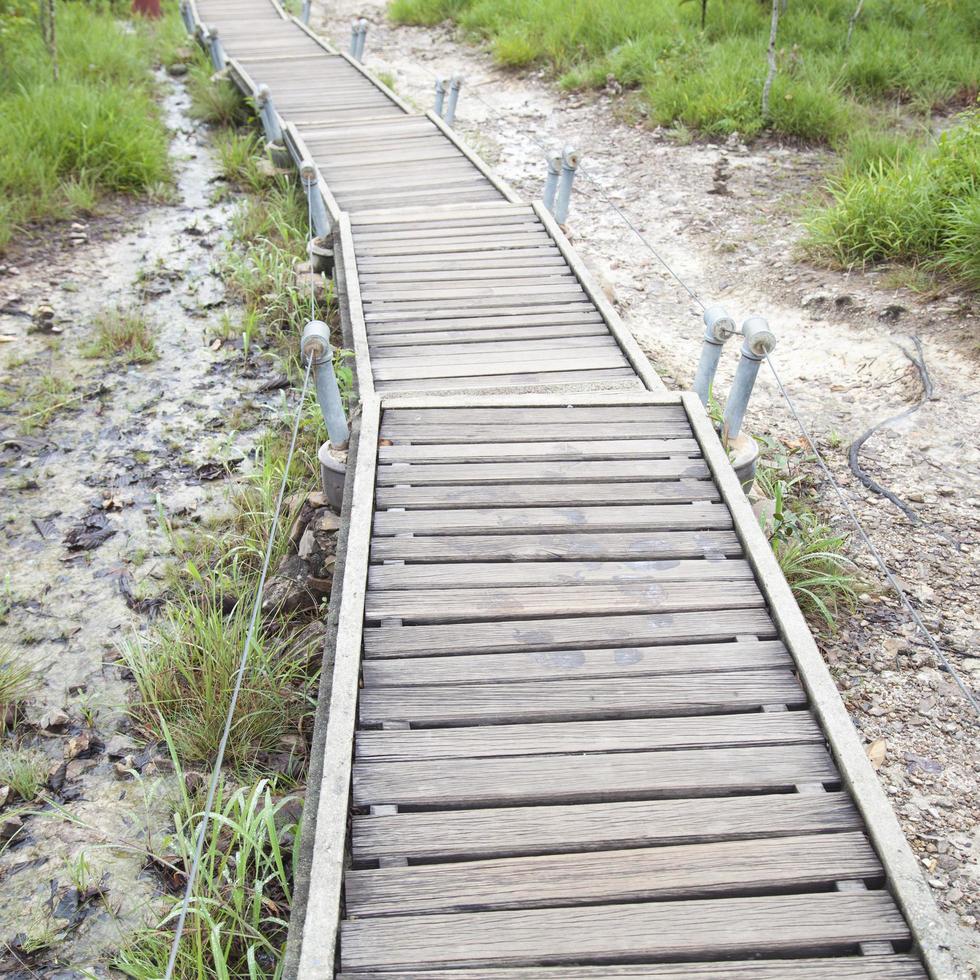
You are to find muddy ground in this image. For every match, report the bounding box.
[312,2,980,967]
[0,77,285,975]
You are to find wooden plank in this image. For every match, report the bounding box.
[337,957,928,979]
[371,353,631,382]
[370,336,614,360]
[363,608,778,657]
[367,557,744,589]
[338,891,909,970]
[364,580,763,623]
[372,503,729,536]
[357,669,802,725]
[375,457,709,485]
[366,311,600,333]
[344,832,881,916]
[369,324,610,348]
[350,791,862,862]
[374,480,719,508]
[379,419,688,439]
[382,405,687,424]
[358,252,567,274]
[365,284,586,304]
[374,368,642,393]
[377,438,699,463]
[359,638,786,688]
[357,234,555,257]
[355,707,816,759]
[369,529,741,562]
[355,222,543,245]
[349,201,529,224]
[353,743,833,807]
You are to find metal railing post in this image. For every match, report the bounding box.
[255,84,283,145]
[542,151,562,213]
[301,321,349,450]
[692,305,737,407]
[207,26,225,70]
[300,0,311,24]
[444,75,463,126]
[434,76,447,117]
[300,161,331,239]
[554,145,579,224]
[722,315,777,439]
[353,19,368,60]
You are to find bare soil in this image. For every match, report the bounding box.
[0,78,283,976]
[313,2,980,969]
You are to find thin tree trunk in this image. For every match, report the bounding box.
[845,0,865,49]
[701,0,707,30]
[761,0,780,122]
[48,0,58,81]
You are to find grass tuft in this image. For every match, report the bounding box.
[83,306,159,364]
[0,746,49,802]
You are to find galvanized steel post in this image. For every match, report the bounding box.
[353,19,368,60]
[300,0,310,24]
[444,75,463,126]
[207,26,225,70]
[302,321,349,450]
[179,1,193,33]
[255,84,283,145]
[542,151,562,213]
[554,145,579,224]
[723,315,777,439]
[300,161,330,239]
[692,305,737,407]
[349,20,359,56]
[433,76,447,117]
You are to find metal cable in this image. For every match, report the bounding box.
[765,353,980,722]
[163,356,313,979]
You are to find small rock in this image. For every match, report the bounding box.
[167,62,189,77]
[0,814,24,841]
[801,292,830,311]
[113,756,135,780]
[40,708,70,732]
[65,732,91,761]
[0,785,9,808]
[105,734,137,758]
[879,303,907,321]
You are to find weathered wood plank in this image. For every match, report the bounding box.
[364,579,762,623]
[369,529,740,562]
[353,743,833,807]
[372,335,614,360]
[367,557,744,589]
[374,367,641,393]
[366,311,601,333]
[337,957,927,979]
[362,607,777,657]
[366,301,596,324]
[350,791,862,862]
[339,892,908,970]
[369,323,609,347]
[355,707,815,759]
[372,503,730,536]
[382,405,687,424]
[357,669,802,725]
[360,638,785,688]
[374,480,719,508]
[375,458,709,485]
[377,439,699,463]
[344,832,881,916]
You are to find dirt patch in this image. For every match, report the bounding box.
[0,77,289,975]
[314,2,980,968]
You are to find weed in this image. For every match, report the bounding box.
[214,130,273,192]
[753,435,862,629]
[806,110,980,291]
[14,372,78,434]
[116,753,301,980]
[83,306,159,364]
[376,70,397,92]
[0,646,36,729]
[0,746,49,801]
[187,61,246,127]
[0,3,174,249]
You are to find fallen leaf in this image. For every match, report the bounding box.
[866,738,887,769]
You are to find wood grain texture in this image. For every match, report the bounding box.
[360,639,788,688]
[344,832,881,916]
[336,958,927,979]
[355,708,818,760]
[364,579,763,622]
[367,558,746,589]
[357,669,803,725]
[362,607,778,656]
[377,438,699,463]
[352,742,832,807]
[370,530,741,562]
[339,892,909,970]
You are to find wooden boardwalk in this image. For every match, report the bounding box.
[186,2,955,977]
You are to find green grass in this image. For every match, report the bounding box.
[83,306,159,364]
[390,0,978,143]
[0,647,36,730]
[805,110,980,290]
[0,2,179,250]
[117,759,301,980]
[0,746,49,802]
[188,61,247,127]
[754,437,861,629]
